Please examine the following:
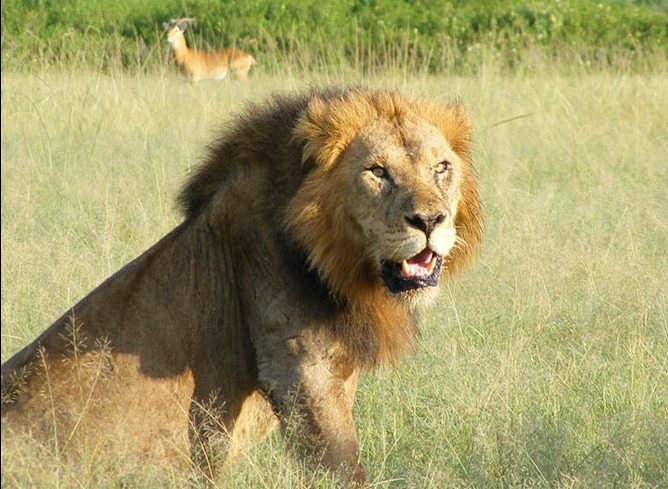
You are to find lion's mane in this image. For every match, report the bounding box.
[180,87,483,364]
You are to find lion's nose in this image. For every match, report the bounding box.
[405,212,445,237]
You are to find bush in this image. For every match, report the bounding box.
[1,0,666,72]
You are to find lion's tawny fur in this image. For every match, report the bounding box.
[2,86,483,483]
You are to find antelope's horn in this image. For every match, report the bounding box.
[176,17,197,28]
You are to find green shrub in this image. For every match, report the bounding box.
[1,1,666,73]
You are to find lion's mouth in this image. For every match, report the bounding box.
[381,248,443,294]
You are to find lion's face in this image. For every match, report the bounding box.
[339,116,462,295]
[286,88,482,312]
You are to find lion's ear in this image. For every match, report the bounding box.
[294,92,373,168]
[295,95,350,167]
[444,103,472,154]
[419,101,472,159]
[294,96,328,165]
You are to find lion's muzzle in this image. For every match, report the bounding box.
[404,211,445,237]
[381,248,443,294]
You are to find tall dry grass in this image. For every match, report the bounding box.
[1,61,667,487]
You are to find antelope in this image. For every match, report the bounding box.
[162,18,256,84]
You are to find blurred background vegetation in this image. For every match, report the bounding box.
[1,0,666,74]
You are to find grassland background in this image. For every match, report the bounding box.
[1,0,667,74]
[2,0,668,488]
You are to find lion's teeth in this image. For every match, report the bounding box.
[426,257,436,273]
[401,260,411,278]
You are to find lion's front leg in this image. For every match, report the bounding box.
[258,337,366,485]
[187,357,257,480]
[188,390,238,481]
[188,389,277,482]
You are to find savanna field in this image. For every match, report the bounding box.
[1,1,667,487]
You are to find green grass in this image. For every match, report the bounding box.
[1,0,666,73]
[2,63,667,487]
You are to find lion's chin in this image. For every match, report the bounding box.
[380,248,443,294]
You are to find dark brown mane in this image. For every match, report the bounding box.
[177,87,362,219]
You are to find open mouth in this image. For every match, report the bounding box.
[381,248,443,294]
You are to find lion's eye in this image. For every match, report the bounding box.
[435,160,450,174]
[369,165,388,179]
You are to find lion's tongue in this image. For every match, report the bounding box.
[401,249,434,278]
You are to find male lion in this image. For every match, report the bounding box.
[1,87,483,483]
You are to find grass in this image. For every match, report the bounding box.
[1,61,667,487]
[1,0,666,73]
